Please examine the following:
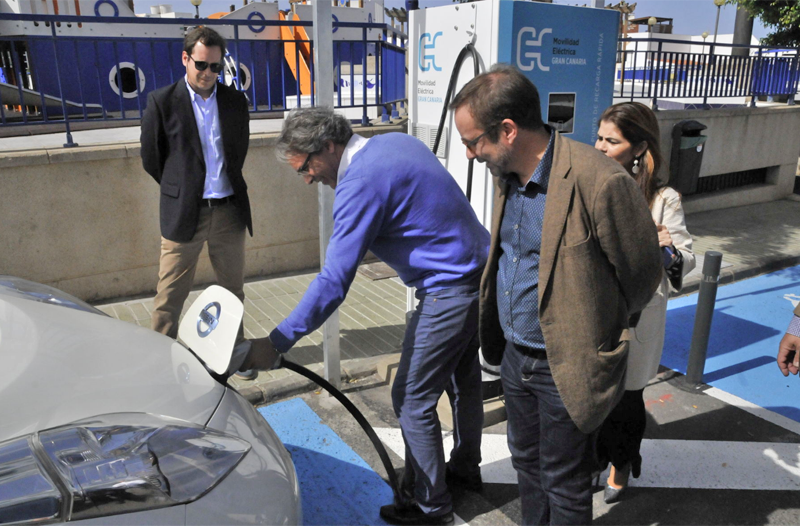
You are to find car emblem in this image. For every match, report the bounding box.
[197,301,221,337]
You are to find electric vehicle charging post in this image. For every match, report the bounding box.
[406,0,620,390]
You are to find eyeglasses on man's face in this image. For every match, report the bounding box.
[189,55,223,74]
[297,150,318,176]
[461,124,499,152]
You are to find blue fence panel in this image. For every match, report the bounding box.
[616,36,799,106]
[752,56,800,96]
[0,12,408,134]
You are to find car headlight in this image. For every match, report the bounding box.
[0,414,251,524]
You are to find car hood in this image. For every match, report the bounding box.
[0,292,226,442]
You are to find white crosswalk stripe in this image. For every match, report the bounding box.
[375,428,800,490]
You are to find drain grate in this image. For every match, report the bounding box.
[694,167,767,195]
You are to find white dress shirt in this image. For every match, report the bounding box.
[184,76,233,199]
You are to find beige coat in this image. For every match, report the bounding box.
[625,187,696,390]
[479,132,662,433]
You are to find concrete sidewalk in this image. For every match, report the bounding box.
[96,197,800,403]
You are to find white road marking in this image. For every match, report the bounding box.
[375,428,800,490]
[705,387,800,436]
[784,293,800,308]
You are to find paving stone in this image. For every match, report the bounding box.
[128,302,150,322]
[284,276,312,294]
[248,282,274,299]
[244,298,270,322]
[264,283,286,297]
[114,305,137,323]
[339,332,374,358]
[96,305,115,316]
[272,279,301,296]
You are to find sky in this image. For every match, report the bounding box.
[132,0,769,40]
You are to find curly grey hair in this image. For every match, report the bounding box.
[275,107,353,162]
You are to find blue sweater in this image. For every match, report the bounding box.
[270,133,490,352]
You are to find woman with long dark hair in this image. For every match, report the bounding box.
[594,102,696,503]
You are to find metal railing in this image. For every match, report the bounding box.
[616,37,799,109]
[0,12,407,145]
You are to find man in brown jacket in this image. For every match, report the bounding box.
[451,65,662,525]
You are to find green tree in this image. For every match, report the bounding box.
[729,0,800,47]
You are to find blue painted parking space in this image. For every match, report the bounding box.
[259,398,392,526]
[662,264,800,423]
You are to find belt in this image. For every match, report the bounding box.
[201,196,234,207]
[515,344,547,360]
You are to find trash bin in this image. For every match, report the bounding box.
[669,120,707,195]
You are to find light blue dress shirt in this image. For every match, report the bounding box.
[184,76,233,199]
[497,129,555,350]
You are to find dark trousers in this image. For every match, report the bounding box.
[501,340,593,525]
[392,284,483,516]
[596,388,645,476]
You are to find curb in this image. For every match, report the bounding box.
[674,254,800,298]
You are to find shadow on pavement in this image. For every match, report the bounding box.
[281,324,405,367]
[662,306,781,371]
[594,487,800,525]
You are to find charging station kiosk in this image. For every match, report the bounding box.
[406,0,620,387]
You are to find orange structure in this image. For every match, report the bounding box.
[279,11,313,95]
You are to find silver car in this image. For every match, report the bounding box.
[0,277,301,525]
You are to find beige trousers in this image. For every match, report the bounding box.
[151,203,246,339]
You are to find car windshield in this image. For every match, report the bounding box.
[0,276,107,316]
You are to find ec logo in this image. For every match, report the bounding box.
[517,27,552,72]
[419,32,442,72]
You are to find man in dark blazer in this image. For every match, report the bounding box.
[451,65,662,525]
[141,26,252,376]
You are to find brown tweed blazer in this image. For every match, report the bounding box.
[479,131,662,433]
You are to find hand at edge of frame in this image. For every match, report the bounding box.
[777,332,800,377]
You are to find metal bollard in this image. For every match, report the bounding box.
[679,251,723,390]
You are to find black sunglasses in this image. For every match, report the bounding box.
[189,55,223,74]
[297,150,318,175]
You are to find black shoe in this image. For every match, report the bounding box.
[379,503,453,526]
[603,483,626,504]
[445,463,483,492]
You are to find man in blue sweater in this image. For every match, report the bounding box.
[245,107,490,525]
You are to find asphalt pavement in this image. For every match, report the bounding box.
[96,196,800,525]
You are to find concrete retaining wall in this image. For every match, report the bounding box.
[654,105,800,214]
[0,124,404,302]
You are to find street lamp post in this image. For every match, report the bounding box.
[711,0,724,69]
[712,0,724,45]
[647,16,657,99]
[647,17,656,70]
[190,0,202,18]
[616,1,635,95]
